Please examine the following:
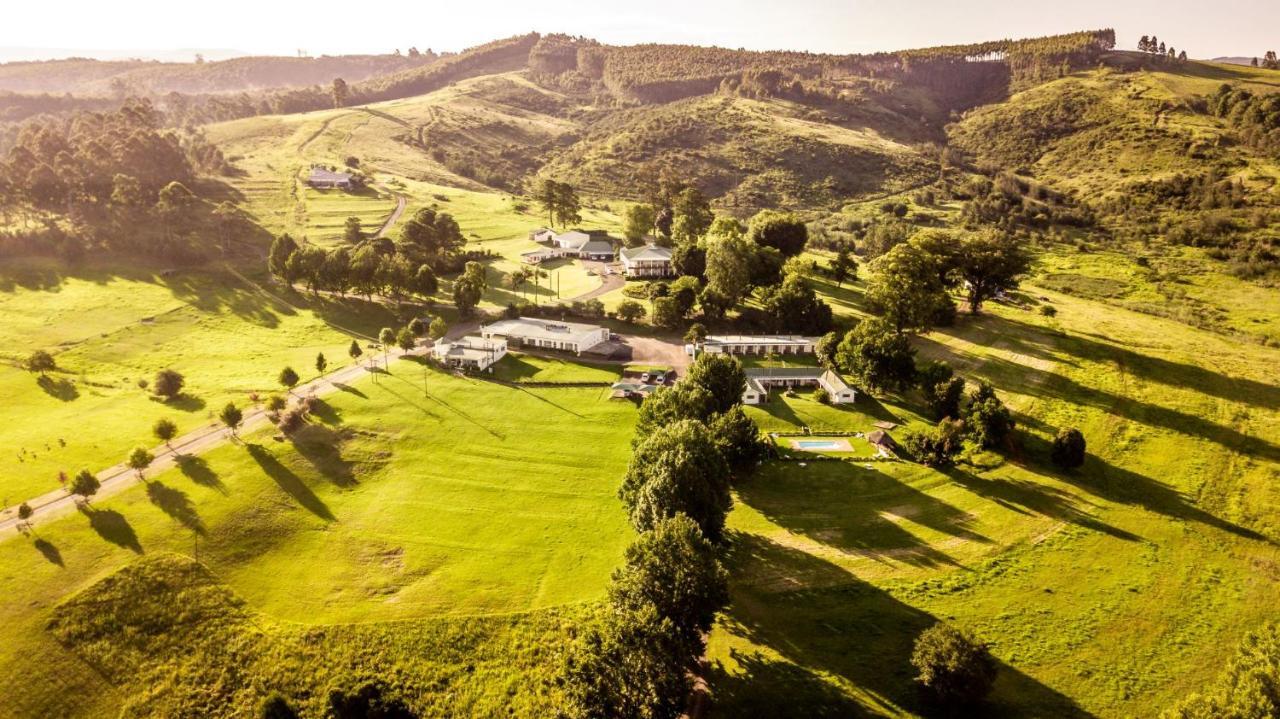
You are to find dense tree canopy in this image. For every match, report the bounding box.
[620,420,733,541]
[835,318,917,394]
[607,514,728,647]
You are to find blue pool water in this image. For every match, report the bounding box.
[795,440,842,449]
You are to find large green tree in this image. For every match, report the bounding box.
[747,209,808,257]
[865,242,954,333]
[564,604,691,719]
[954,230,1031,314]
[683,352,746,415]
[759,274,833,335]
[705,234,754,305]
[911,624,998,708]
[607,514,728,648]
[623,204,657,245]
[835,318,917,394]
[619,419,733,541]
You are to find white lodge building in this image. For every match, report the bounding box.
[700,335,819,355]
[619,244,674,278]
[480,317,611,355]
[741,367,857,405]
[432,336,508,371]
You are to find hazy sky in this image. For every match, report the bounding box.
[4,0,1277,60]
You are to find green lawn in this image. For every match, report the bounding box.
[708,274,1280,717]
[489,352,621,384]
[0,361,636,717]
[0,256,420,501]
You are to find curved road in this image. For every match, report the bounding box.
[374,187,407,238]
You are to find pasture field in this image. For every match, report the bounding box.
[0,257,431,501]
[709,268,1280,717]
[0,361,636,717]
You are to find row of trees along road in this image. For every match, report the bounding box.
[564,353,765,718]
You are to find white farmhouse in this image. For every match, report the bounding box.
[619,244,674,278]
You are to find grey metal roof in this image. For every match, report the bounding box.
[308,167,352,182]
[620,245,672,262]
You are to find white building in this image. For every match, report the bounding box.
[480,317,611,355]
[432,336,508,371]
[701,335,819,355]
[741,367,856,405]
[524,229,617,263]
[619,244,674,278]
[307,167,353,189]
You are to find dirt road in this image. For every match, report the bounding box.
[0,344,429,537]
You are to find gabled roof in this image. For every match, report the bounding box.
[620,244,673,262]
[867,430,897,447]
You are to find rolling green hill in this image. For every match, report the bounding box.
[2,28,1280,719]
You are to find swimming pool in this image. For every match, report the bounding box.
[794,440,839,449]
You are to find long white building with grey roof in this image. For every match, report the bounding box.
[701,335,820,355]
[480,317,611,355]
[741,367,856,405]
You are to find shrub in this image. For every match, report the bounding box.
[901,419,965,467]
[1051,427,1087,469]
[1039,304,1058,316]
[815,388,831,404]
[152,368,185,400]
[911,624,998,707]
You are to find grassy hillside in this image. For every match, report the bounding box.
[708,257,1280,717]
[538,94,935,211]
[0,363,635,717]
[2,32,1280,719]
[0,53,436,95]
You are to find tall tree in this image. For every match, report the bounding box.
[342,216,363,244]
[219,402,243,437]
[836,318,917,394]
[830,246,856,287]
[127,446,154,480]
[69,469,100,504]
[704,234,754,305]
[747,210,808,257]
[268,233,299,279]
[619,419,732,541]
[623,204,657,246]
[607,514,728,647]
[564,604,692,719]
[671,187,713,244]
[865,243,953,333]
[553,181,582,228]
[954,230,1030,314]
[683,353,746,414]
[332,78,350,108]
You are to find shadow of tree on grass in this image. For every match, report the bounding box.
[177,455,226,494]
[33,537,64,566]
[82,507,143,554]
[146,481,206,535]
[36,374,79,401]
[715,532,1094,718]
[246,443,335,521]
